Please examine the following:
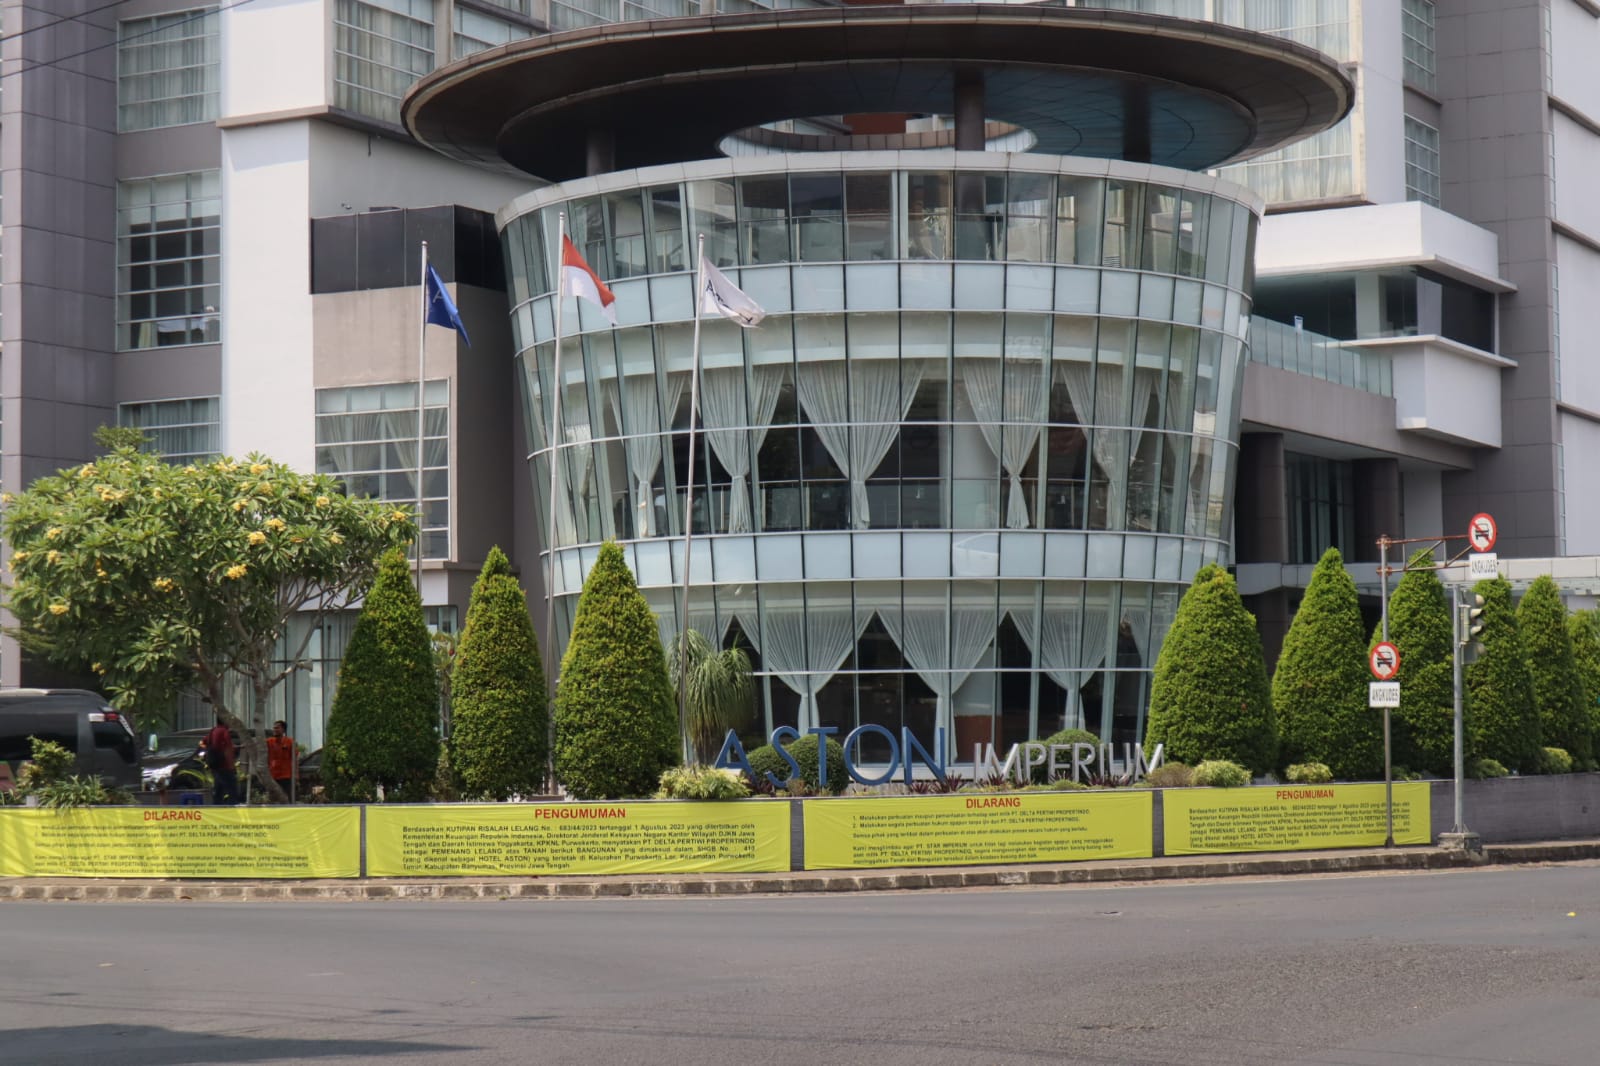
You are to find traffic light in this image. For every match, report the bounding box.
[1460,593,1486,664]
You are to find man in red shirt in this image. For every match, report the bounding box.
[267,720,296,802]
[202,715,238,805]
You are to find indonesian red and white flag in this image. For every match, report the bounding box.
[560,235,617,324]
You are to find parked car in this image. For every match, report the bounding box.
[0,689,141,790]
[140,730,211,792]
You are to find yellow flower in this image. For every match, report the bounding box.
[99,488,125,503]
[328,532,344,545]
[1,492,12,504]
[77,464,96,479]
[10,550,28,565]
[248,531,267,546]
[315,496,331,508]
[213,460,235,473]
[96,567,108,580]
[47,603,68,616]
[91,662,104,674]
[264,517,286,531]
[45,527,62,540]
[232,500,246,512]
[290,536,305,544]
[183,465,197,474]
[256,482,272,495]
[389,510,408,523]
[225,564,248,580]
[153,576,174,592]
[46,550,61,565]
[249,463,269,475]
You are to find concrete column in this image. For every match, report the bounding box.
[954,70,985,151]
[585,128,616,176]
[1234,432,1288,565]
[1352,457,1401,564]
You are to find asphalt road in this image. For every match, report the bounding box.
[3,865,1598,1066]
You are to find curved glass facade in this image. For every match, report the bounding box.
[500,153,1258,759]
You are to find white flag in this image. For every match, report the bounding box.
[700,260,765,328]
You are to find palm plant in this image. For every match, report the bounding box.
[669,628,755,764]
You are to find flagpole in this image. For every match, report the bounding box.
[543,213,568,792]
[416,240,428,596]
[676,233,706,765]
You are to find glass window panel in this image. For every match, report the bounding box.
[791,173,844,262]
[315,379,451,559]
[904,173,951,259]
[118,8,220,132]
[333,0,435,126]
[687,179,738,268]
[953,173,1006,260]
[116,172,221,350]
[739,176,791,265]
[845,173,894,261]
[119,396,221,463]
[647,185,686,274]
[1057,177,1104,266]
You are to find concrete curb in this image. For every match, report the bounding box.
[5,840,1596,902]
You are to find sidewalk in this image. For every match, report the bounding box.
[4,840,1597,902]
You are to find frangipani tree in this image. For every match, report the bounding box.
[2,445,413,798]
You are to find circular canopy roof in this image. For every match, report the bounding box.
[404,5,1353,182]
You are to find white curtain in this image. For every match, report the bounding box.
[1057,363,1157,528]
[959,358,1047,529]
[700,365,785,534]
[1011,604,1113,730]
[796,359,925,529]
[878,606,996,740]
[744,606,871,732]
[604,372,685,537]
[656,606,730,656]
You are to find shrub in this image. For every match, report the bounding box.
[1467,757,1508,780]
[1273,548,1381,779]
[1049,778,1089,791]
[430,747,460,803]
[1518,577,1593,768]
[1285,762,1333,784]
[1538,747,1574,776]
[656,765,752,800]
[1143,761,1193,789]
[1466,578,1541,774]
[1145,565,1277,774]
[1031,728,1102,783]
[1379,549,1456,776]
[553,542,679,799]
[1192,760,1251,788]
[746,734,848,794]
[1568,610,1600,764]
[449,546,549,800]
[16,738,75,793]
[35,775,124,809]
[323,550,441,802]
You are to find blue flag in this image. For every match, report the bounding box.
[424,263,471,347]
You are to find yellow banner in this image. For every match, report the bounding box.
[803,792,1154,870]
[365,801,791,877]
[0,807,360,878]
[1163,782,1431,855]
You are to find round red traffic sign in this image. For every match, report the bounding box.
[1370,642,1401,681]
[1468,512,1497,553]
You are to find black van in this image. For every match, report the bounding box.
[0,689,141,789]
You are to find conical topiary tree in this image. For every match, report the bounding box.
[1272,548,1380,779]
[1568,610,1600,769]
[1518,575,1592,770]
[553,541,679,798]
[323,549,440,801]
[449,546,549,800]
[1465,577,1540,773]
[1145,564,1276,774]
[1377,549,1455,775]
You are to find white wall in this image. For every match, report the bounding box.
[1357,0,1407,205]
[1256,201,1503,283]
[1552,0,1600,120]
[1553,112,1600,239]
[307,124,536,217]
[220,0,328,120]
[221,122,316,468]
[1556,233,1600,411]
[1561,413,1600,554]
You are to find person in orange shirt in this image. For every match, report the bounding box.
[267,720,296,802]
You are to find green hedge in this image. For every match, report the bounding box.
[1273,548,1380,779]
[449,547,549,801]
[323,550,440,802]
[1145,565,1277,774]
[553,542,680,799]
[1466,578,1541,774]
[746,734,848,794]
